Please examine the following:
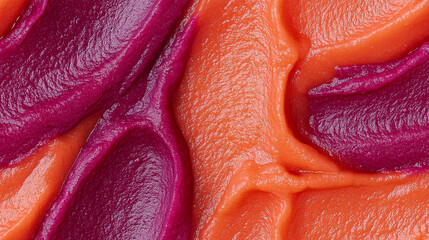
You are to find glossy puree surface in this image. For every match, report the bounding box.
[2,0,429,239]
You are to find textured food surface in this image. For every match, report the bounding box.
[308,43,429,171]
[0,0,189,166]
[175,0,301,237]
[175,0,429,238]
[34,20,195,239]
[0,0,194,239]
[286,0,429,141]
[2,0,429,239]
[288,174,429,239]
[53,129,176,239]
[0,115,98,239]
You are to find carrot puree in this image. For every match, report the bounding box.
[0,0,30,37]
[175,0,429,239]
[0,115,98,240]
[288,173,429,239]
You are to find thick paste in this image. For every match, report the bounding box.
[308,42,429,171]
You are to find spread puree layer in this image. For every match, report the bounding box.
[0,0,194,239]
[1,0,429,239]
[175,0,429,238]
[34,21,195,239]
[308,42,429,171]
[0,114,98,239]
[0,0,189,166]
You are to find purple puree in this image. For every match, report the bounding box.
[0,0,189,166]
[308,42,429,172]
[0,0,47,53]
[34,18,196,240]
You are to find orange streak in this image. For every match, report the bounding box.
[0,0,30,37]
[0,115,98,240]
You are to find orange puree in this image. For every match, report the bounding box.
[176,0,302,237]
[0,0,30,37]
[0,115,98,240]
[175,0,429,238]
[288,172,429,239]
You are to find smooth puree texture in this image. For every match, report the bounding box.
[34,21,195,239]
[308,43,429,171]
[0,114,98,240]
[0,0,30,37]
[0,0,189,166]
[175,0,429,238]
[288,174,429,239]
